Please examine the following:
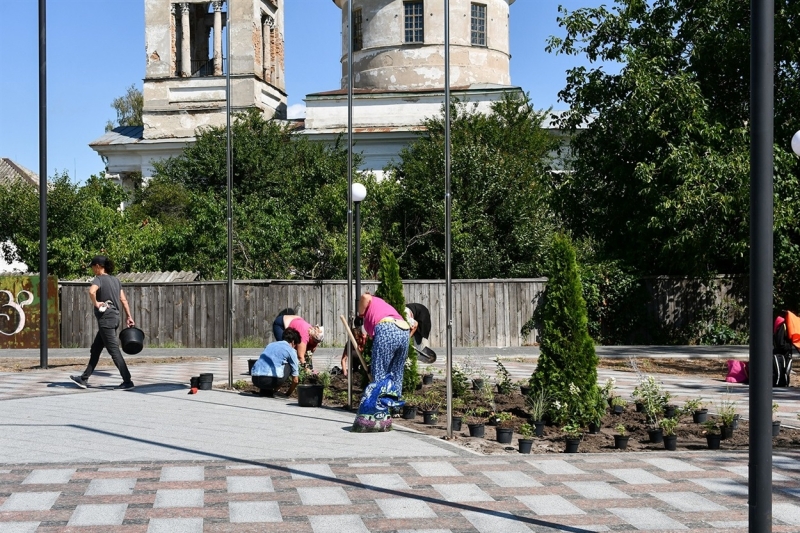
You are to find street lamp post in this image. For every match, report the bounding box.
[347,182,367,407]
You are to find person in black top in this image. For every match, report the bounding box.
[70,256,136,390]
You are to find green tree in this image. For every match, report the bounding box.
[388,92,558,279]
[106,84,144,131]
[547,0,800,309]
[529,234,599,426]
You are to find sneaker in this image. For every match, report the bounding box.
[115,381,135,390]
[70,375,88,389]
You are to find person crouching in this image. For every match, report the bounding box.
[251,327,301,398]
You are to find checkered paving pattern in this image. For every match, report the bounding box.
[2,453,800,532]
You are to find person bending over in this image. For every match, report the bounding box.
[251,327,301,398]
[271,310,323,367]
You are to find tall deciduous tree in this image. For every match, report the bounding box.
[547,1,800,310]
[388,92,558,279]
[106,84,144,131]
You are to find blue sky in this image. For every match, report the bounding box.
[0,0,607,183]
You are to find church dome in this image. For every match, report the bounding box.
[333,0,515,90]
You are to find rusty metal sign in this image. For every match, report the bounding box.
[0,276,59,348]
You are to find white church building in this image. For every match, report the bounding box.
[90,0,522,183]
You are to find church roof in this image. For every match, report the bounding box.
[89,126,144,147]
[0,158,39,188]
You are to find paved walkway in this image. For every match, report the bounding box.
[1,346,799,531]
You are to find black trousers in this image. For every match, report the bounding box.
[81,320,132,383]
[252,362,291,393]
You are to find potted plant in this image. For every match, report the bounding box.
[613,423,629,450]
[472,366,489,391]
[517,380,531,396]
[610,395,627,415]
[682,397,708,423]
[494,412,514,444]
[660,417,679,451]
[704,419,722,449]
[421,366,434,385]
[717,392,737,439]
[419,389,443,425]
[451,397,466,431]
[297,368,325,407]
[563,421,582,453]
[466,407,488,438]
[518,423,535,454]
[525,388,549,437]
[494,357,513,395]
[773,402,781,437]
[401,394,421,419]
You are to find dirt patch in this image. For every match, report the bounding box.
[597,357,730,378]
[0,357,216,373]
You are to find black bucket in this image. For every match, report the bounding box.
[119,327,145,355]
[247,359,257,375]
[190,376,199,388]
[198,373,213,390]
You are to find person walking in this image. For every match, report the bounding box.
[70,256,136,390]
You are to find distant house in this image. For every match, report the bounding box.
[0,158,37,273]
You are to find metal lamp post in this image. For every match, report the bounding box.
[352,183,367,302]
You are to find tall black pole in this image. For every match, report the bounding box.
[355,201,361,312]
[38,0,48,368]
[226,0,234,387]
[346,0,354,408]
[749,0,773,530]
[444,0,453,438]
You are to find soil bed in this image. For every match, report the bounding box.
[0,356,216,373]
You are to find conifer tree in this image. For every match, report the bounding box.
[529,234,600,426]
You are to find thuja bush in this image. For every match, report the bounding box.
[529,234,600,426]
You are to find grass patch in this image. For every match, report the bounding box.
[233,336,265,349]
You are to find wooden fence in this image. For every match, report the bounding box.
[59,279,547,349]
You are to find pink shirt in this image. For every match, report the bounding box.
[363,296,402,337]
[288,317,312,344]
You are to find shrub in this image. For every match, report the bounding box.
[525,388,549,422]
[519,423,534,439]
[529,234,599,426]
[659,417,678,436]
[614,423,627,436]
[494,357,513,394]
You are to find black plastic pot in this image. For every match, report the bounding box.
[468,423,485,438]
[519,385,531,396]
[663,435,677,451]
[707,433,722,449]
[297,384,323,407]
[190,376,199,389]
[451,416,463,431]
[648,428,663,444]
[518,438,533,454]
[423,410,439,425]
[247,359,257,375]
[731,414,740,430]
[119,326,145,355]
[635,402,645,413]
[664,405,677,418]
[402,405,417,419]
[721,425,733,440]
[773,420,782,437]
[496,427,513,444]
[588,422,600,434]
[612,405,624,415]
[614,435,629,450]
[472,379,484,391]
[693,409,709,423]
[198,373,213,390]
[534,421,545,437]
[422,374,433,385]
[565,438,581,453]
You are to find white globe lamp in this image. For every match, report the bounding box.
[792,130,800,157]
[352,182,367,203]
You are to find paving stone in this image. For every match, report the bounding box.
[153,488,204,508]
[229,500,282,523]
[290,464,337,480]
[85,478,137,496]
[642,458,704,472]
[773,502,800,526]
[0,492,60,511]
[297,486,351,505]
[461,510,533,533]
[349,463,390,467]
[527,459,586,475]
[226,475,274,493]
[410,462,463,477]
[98,467,140,472]
[160,466,204,482]
[565,481,630,500]
[774,455,800,471]
[396,530,452,533]
[650,491,727,512]
[608,507,688,530]
[606,468,669,485]
[146,517,204,533]
[481,470,541,488]
[357,473,411,490]
[706,520,747,529]
[21,468,75,485]
[515,495,586,516]
[691,478,748,497]
[432,483,494,502]
[722,465,790,481]
[375,497,438,519]
[308,514,370,533]
[67,503,127,526]
[0,522,40,533]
